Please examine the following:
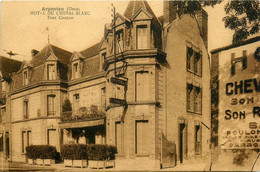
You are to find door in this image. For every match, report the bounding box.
[5,132,9,158]
[115,122,123,154]
[47,129,58,147]
[135,120,149,155]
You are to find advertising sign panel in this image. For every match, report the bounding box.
[219,46,260,149]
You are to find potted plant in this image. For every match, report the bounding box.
[26,145,57,166]
[40,146,57,166]
[87,144,117,169]
[61,144,88,168]
[26,145,38,165]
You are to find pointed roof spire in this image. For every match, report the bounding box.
[124,0,156,19]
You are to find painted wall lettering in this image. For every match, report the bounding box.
[226,78,260,96]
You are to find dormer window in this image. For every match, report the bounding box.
[116,30,123,53]
[47,64,56,80]
[23,71,29,85]
[137,25,148,49]
[72,62,81,79]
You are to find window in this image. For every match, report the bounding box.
[47,95,55,116]
[22,130,32,154]
[27,131,32,146]
[187,47,193,71]
[187,84,202,114]
[102,53,106,61]
[73,63,80,79]
[135,71,149,101]
[137,25,148,49]
[115,122,123,154]
[24,100,29,119]
[195,124,202,155]
[22,131,26,153]
[194,52,202,75]
[73,94,80,111]
[194,87,202,113]
[187,84,192,111]
[23,71,28,85]
[101,87,106,109]
[116,30,123,53]
[0,133,3,152]
[0,108,5,122]
[47,129,58,147]
[187,46,202,76]
[135,120,149,155]
[47,64,55,80]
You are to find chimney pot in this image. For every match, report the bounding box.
[196,9,208,49]
[163,0,177,25]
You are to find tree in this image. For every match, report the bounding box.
[172,0,260,43]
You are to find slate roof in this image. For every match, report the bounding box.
[30,44,72,67]
[124,0,156,19]
[0,56,22,81]
[80,43,100,59]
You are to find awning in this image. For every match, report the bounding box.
[59,118,105,129]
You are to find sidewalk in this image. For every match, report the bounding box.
[0,160,210,171]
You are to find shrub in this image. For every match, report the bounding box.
[87,144,117,160]
[60,144,117,161]
[61,144,88,160]
[26,145,57,159]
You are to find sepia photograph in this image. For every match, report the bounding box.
[0,0,259,171]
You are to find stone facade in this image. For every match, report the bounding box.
[0,0,210,169]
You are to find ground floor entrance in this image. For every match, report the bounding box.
[61,125,105,145]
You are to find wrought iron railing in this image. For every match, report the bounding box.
[61,105,105,122]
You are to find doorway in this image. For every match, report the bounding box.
[179,123,186,163]
[5,132,9,158]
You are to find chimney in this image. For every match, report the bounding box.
[163,0,177,25]
[31,49,39,58]
[196,9,208,49]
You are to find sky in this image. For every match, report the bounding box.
[0,0,234,62]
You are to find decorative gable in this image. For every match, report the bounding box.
[131,8,152,21]
[99,38,107,51]
[71,52,84,63]
[46,53,58,62]
[115,13,130,27]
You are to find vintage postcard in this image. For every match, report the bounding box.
[0,0,259,171]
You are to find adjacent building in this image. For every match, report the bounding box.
[211,36,260,170]
[0,1,211,169]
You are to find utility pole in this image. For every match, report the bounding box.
[111,4,116,77]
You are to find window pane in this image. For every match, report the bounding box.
[195,125,201,155]
[47,64,55,80]
[136,71,149,101]
[22,131,26,153]
[137,25,148,49]
[47,95,55,115]
[27,131,32,146]
[48,129,58,147]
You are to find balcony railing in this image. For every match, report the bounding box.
[61,106,105,122]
